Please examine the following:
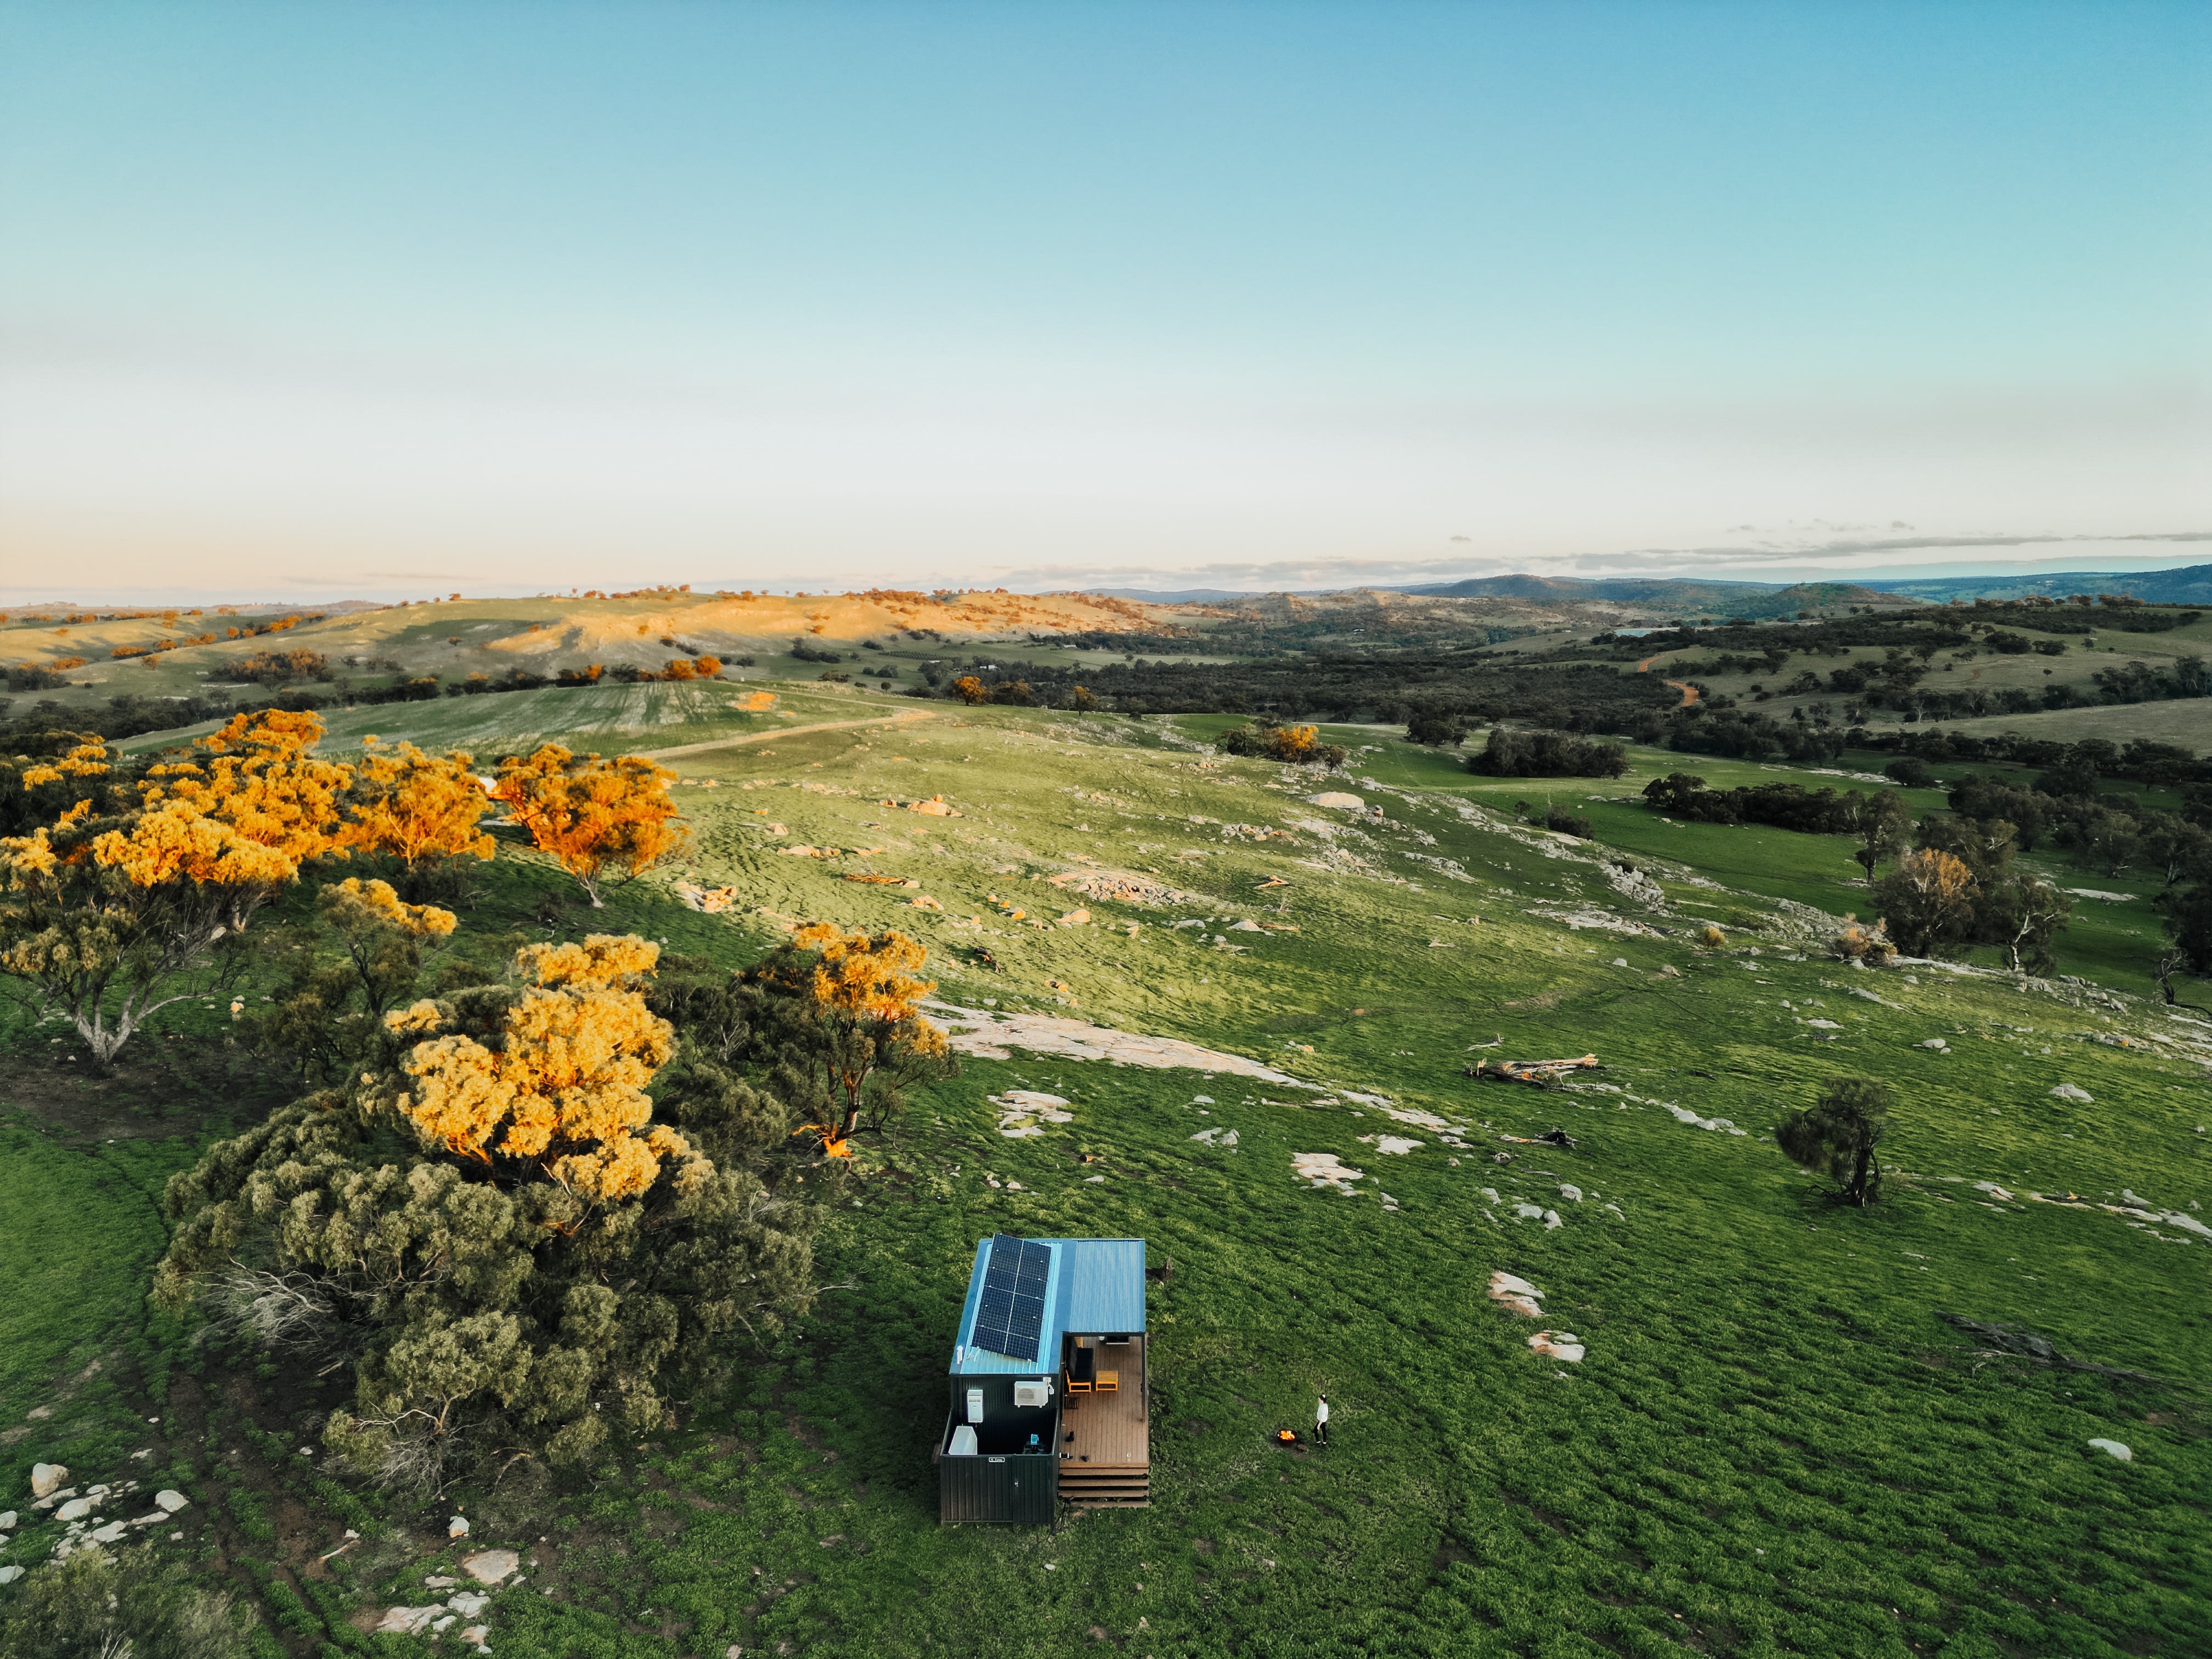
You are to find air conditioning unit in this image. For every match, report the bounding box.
[1013,1379,1052,1408]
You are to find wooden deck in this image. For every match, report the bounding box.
[1060,1337,1148,1470]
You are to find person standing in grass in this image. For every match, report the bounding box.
[1314,1392,1330,1446]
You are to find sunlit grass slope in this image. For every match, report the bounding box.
[8,690,2207,1657]
[264,691,2209,1655]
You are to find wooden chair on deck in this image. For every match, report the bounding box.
[1093,1370,1119,1393]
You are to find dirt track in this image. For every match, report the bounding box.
[640,706,939,760]
[1634,657,1701,707]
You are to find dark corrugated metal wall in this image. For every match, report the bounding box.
[938,1451,1057,1525]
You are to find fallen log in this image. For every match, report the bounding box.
[1938,1314,2168,1385]
[1465,1054,1600,1086]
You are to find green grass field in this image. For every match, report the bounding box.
[3,684,2207,1657]
[0,1121,204,1499]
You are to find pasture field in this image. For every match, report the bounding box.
[1,687,2206,1658]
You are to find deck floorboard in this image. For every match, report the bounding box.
[1060,1336,1148,1469]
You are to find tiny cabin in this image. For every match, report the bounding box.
[937,1234,1150,1524]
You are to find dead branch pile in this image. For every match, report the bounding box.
[1938,1314,2168,1385]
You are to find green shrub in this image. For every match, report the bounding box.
[0,1545,246,1659]
[156,937,818,1491]
[1469,727,1627,778]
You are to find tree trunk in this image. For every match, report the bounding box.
[1848,1143,1877,1206]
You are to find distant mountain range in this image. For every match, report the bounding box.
[1860,563,2212,605]
[1097,562,2212,614]
[1392,574,1887,617]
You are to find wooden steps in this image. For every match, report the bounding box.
[1058,1462,1149,1507]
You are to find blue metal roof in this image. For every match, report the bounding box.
[949,1237,1146,1376]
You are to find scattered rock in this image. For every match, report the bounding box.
[89,1520,127,1544]
[0,1566,21,1587]
[935,1002,1316,1083]
[153,1490,189,1515]
[1189,1126,1239,1147]
[2050,1084,2093,1104]
[1046,868,1200,906]
[2086,1438,2132,1462]
[461,1550,520,1585]
[1654,1101,1745,1136]
[1542,1210,1564,1230]
[1384,1105,1457,1132]
[377,1607,443,1635]
[0,1511,15,1531]
[56,1497,94,1523]
[673,882,738,912]
[448,1591,492,1616]
[1919,1038,1948,1051]
[449,1515,471,1538]
[1292,1152,1364,1190]
[1486,1271,1543,1317]
[1558,1184,1583,1201]
[1308,792,1365,810]
[30,1465,67,1500]
[1528,1331,1585,1363]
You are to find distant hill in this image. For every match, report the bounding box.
[1391,574,1901,618]
[1866,562,2212,605]
[1102,575,1900,616]
[1093,589,1257,604]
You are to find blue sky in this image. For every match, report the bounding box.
[2,1,2206,599]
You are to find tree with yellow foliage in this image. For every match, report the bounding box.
[253,877,459,1084]
[0,729,132,839]
[157,930,817,1483]
[388,934,709,1203]
[1871,847,1978,958]
[492,745,686,906]
[0,709,362,1064]
[1,792,296,1068]
[1220,719,1348,768]
[342,736,495,883]
[747,924,953,1152]
[141,708,353,868]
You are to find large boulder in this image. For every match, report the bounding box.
[30,1464,67,1500]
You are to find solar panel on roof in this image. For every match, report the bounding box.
[970,1234,1051,1362]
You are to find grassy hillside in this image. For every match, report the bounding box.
[1,683,2206,1657]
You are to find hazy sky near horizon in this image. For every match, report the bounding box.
[2,1,2207,600]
